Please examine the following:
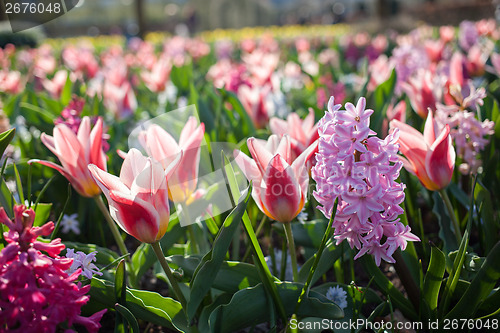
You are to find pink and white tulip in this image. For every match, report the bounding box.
[139,117,205,203]
[270,109,319,161]
[390,112,455,191]
[89,149,181,243]
[30,116,107,198]
[234,135,317,223]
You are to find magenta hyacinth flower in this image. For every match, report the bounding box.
[0,205,106,333]
[312,96,419,266]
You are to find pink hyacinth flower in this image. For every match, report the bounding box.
[234,134,317,223]
[390,111,456,191]
[89,148,181,243]
[30,116,107,197]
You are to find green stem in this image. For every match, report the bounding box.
[294,199,338,314]
[180,203,199,254]
[438,189,462,243]
[283,222,298,282]
[94,196,129,257]
[151,242,188,312]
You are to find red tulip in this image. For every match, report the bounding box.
[139,116,205,203]
[390,111,455,191]
[30,116,107,198]
[234,135,317,223]
[88,148,181,243]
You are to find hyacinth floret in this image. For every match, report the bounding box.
[0,205,106,333]
[312,96,419,266]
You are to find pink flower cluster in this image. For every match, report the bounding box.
[312,96,419,266]
[0,205,106,333]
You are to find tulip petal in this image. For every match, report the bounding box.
[261,155,302,223]
[143,124,181,168]
[108,190,160,244]
[423,110,438,147]
[32,159,85,195]
[53,124,86,178]
[247,137,274,174]
[119,149,148,188]
[292,139,318,194]
[88,164,129,199]
[89,117,107,171]
[269,117,288,136]
[234,149,266,214]
[77,116,91,160]
[131,159,166,196]
[426,124,455,189]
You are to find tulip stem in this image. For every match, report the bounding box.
[438,189,462,243]
[283,222,298,282]
[151,241,188,311]
[94,196,129,257]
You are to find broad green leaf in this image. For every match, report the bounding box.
[432,191,459,253]
[292,219,328,248]
[477,288,500,318]
[0,178,14,216]
[439,178,476,317]
[115,260,126,304]
[0,128,15,158]
[60,73,73,105]
[114,304,140,333]
[474,181,498,253]
[298,240,345,285]
[361,255,417,321]
[90,277,189,332]
[370,68,396,136]
[222,153,287,322]
[170,63,193,93]
[208,282,343,333]
[165,255,261,293]
[187,185,251,320]
[423,246,446,314]
[13,163,24,204]
[33,203,52,227]
[218,88,256,139]
[446,240,500,319]
[114,259,126,333]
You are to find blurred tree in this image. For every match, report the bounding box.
[135,0,145,38]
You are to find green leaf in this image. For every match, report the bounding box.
[0,178,14,216]
[60,72,73,105]
[222,153,287,322]
[439,178,476,317]
[31,203,51,227]
[298,240,345,285]
[114,303,140,333]
[218,88,256,139]
[115,260,126,304]
[474,181,498,253]
[13,163,24,204]
[166,255,261,293]
[292,219,328,248]
[361,255,417,321]
[90,277,189,332]
[432,191,459,253]
[208,282,343,333]
[187,185,252,320]
[446,240,500,319]
[423,246,446,314]
[170,63,193,93]
[0,128,15,158]
[370,68,396,135]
